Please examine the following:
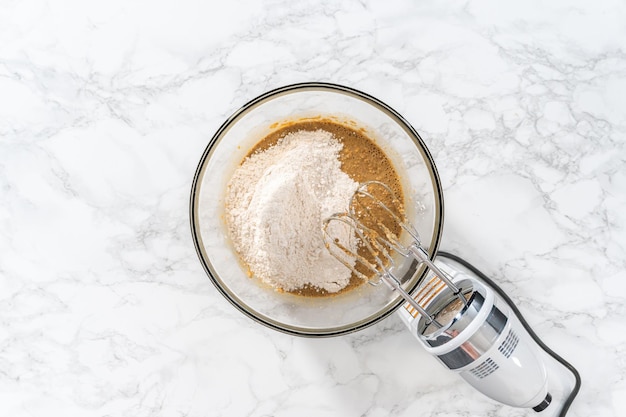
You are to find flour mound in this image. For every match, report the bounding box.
[225,129,358,293]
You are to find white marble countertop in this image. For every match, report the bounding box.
[1,1,624,416]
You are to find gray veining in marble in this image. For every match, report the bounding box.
[1,0,624,416]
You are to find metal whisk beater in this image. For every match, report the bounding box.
[322,181,467,328]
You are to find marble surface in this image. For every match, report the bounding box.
[1,0,625,416]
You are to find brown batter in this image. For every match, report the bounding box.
[244,118,405,297]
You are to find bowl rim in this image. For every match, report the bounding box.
[189,81,445,337]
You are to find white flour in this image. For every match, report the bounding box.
[225,129,358,293]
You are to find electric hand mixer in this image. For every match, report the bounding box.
[190,82,581,417]
[323,180,580,414]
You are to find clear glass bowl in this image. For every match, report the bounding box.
[190,82,444,336]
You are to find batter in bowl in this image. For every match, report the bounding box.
[225,118,404,297]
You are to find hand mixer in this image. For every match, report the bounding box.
[323,181,581,414]
[191,82,581,416]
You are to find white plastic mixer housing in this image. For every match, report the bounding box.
[397,259,552,412]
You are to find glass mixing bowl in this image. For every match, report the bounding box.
[190,82,444,336]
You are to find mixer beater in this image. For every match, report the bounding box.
[323,181,467,326]
[322,180,580,413]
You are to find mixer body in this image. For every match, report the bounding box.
[457,310,551,410]
[398,260,552,411]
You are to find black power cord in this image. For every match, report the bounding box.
[436,251,582,417]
